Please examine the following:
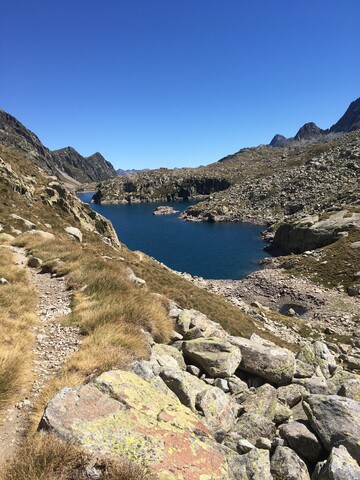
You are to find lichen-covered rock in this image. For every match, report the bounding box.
[296,341,337,378]
[231,412,276,446]
[182,338,241,378]
[270,446,310,480]
[277,384,308,407]
[303,394,360,462]
[312,445,360,480]
[151,343,187,371]
[196,386,239,434]
[241,383,276,412]
[226,447,272,480]
[229,336,295,385]
[40,370,230,480]
[278,421,323,463]
[160,367,209,411]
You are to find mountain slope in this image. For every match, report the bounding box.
[0,110,116,184]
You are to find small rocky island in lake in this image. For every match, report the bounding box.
[153,205,180,215]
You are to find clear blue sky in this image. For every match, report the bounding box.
[1,0,359,170]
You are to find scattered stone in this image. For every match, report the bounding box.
[277,384,308,407]
[64,226,82,242]
[227,447,272,480]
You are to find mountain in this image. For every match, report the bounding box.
[0,109,116,185]
[51,147,116,183]
[269,97,360,147]
[329,97,360,133]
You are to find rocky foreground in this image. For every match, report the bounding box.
[41,303,360,479]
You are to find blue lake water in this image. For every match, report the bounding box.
[78,192,270,279]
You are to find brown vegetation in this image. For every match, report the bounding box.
[0,433,155,480]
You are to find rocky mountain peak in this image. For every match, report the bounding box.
[270,134,287,147]
[294,122,324,141]
[330,97,360,133]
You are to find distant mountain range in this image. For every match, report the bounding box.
[116,168,149,176]
[269,97,360,147]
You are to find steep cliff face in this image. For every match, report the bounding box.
[0,110,116,184]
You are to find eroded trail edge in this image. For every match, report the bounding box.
[0,246,81,466]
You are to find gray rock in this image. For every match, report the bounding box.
[293,374,328,394]
[229,336,295,385]
[255,437,272,450]
[182,338,241,378]
[64,226,82,242]
[303,394,360,462]
[159,367,208,411]
[279,421,323,463]
[175,310,191,335]
[151,343,187,371]
[0,277,9,285]
[227,376,248,395]
[237,439,255,453]
[312,445,360,480]
[296,341,337,378]
[196,386,239,434]
[277,384,308,407]
[10,213,36,230]
[270,446,310,480]
[214,378,230,392]
[240,384,290,424]
[227,448,272,480]
[343,354,360,371]
[233,413,276,445]
[186,364,201,377]
[338,378,360,401]
[295,359,316,378]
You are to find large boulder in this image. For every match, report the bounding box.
[226,447,272,480]
[229,336,295,385]
[159,367,208,411]
[182,338,241,378]
[278,421,323,463]
[231,412,276,446]
[240,384,291,424]
[296,341,337,378]
[303,394,360,462]
[40,370,230,480]
[270,446,310,480]
[196,386,239,434]
[313,445,360,480]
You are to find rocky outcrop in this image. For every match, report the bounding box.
[40,370,231,480]
[153,205,179,215]
[40,303,360,479]
[271,210,360,254]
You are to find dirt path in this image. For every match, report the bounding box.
[0,246,81,466]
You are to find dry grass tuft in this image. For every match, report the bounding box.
[0,247,37,413]
[0,433,155,480]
